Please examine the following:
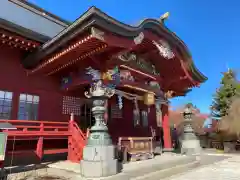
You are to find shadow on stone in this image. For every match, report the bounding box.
[117,161,123,173]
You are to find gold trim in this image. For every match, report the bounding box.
[123,85,156,95]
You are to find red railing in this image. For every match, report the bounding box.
[68,120,86,162]
[1,120,70,136]
[0,119,86,162]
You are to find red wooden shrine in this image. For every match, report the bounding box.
[0,2,207,165]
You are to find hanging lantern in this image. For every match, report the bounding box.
[143,93,155,106]
[117,95,123,109]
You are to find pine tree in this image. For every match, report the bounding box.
[211,69,240,119]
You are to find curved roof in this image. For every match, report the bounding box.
[22,6,207,83]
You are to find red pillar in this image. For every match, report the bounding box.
[162,104,172,151]
[67,118,74,161]
[36,123,44,159]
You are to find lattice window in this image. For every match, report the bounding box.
[0,91,13,120]
[18,94,39,120]
[141,110,148,127]
[62,96,81,116]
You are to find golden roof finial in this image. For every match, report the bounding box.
[159,12,170,23]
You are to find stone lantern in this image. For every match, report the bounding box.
[80,79,119,178]
[181,106,201,155]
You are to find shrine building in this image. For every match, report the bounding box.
[0,0,207,165]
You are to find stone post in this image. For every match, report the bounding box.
[70,113,74,121]
[80,80,119,178]
[181,106,201,155]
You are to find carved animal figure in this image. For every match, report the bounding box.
[120,70,134,81]
[149,81,160,89]
[86,67,101,80]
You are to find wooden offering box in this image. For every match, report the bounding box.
[118,137,154,162]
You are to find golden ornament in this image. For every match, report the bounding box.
[143,93,155,105]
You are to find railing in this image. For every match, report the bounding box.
[0,118,86,163]
[1,120,70,137]
[68,120,86,162]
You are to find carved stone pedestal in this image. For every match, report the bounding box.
[181,139,201,155]
[80,80,119,178]
[81,145,118,177]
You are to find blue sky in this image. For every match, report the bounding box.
[29,0,240,113]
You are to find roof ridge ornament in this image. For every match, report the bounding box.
[152,40,175,59]
[159,12,170,23]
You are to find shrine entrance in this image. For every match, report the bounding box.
[78,99,94,132]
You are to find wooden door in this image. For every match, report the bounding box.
[78,99,94,132]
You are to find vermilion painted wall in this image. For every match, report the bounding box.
[0,45,71,121]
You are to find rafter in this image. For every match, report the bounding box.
[0,29,39,51]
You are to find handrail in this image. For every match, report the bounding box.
[67,119,86,162]
[12,126,68,129]
[0,120,69,124]
[70,120,86,140]
[0,120,69,135]
[0,119,87,162]
[5,133,71,137]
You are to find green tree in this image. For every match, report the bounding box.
[211,69,240,119]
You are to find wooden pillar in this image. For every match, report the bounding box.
[155,102,162,127]
[70,113,74,121]
[162,104,172,151]
[68,116,74,161]
[11,91,19,120]
[36,123,44,159]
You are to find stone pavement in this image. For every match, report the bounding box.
[5,151,239,180]
[165,155,240,180]
[49,153,198,180]
[6,153,198,180]
[48,153,191,173]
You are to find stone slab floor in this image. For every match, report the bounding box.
[165,155,240,180]
[5,151,240,180]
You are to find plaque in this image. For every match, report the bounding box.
[143,93,155,105]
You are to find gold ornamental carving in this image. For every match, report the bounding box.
[143,93,155,106]
[164,90,175,99]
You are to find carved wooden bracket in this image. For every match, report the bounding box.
[134,32,144,45]
[91,27,105,41]
[164,90,175,99]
